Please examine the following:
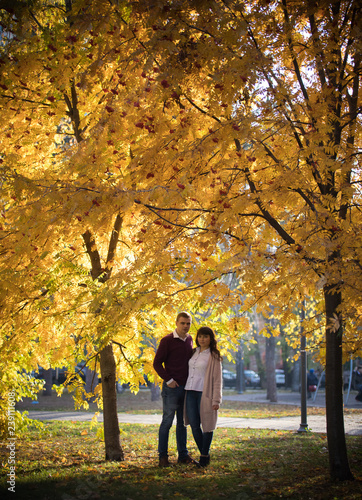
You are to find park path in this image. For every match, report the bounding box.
[22,390,362,435]
[24,411,362,435]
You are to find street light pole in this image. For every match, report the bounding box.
[298,303,308,433]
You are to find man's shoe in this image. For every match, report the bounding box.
[159,456,171,467]
[178,455,199,465]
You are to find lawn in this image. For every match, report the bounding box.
[0,420,361,500]
[0,390,362,500]
[2,389,362,499]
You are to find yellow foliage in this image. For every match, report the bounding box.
[0,0,361,408]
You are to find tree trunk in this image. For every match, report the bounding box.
[85,367,98,393]
[150,382,161,401]
[253,310,265,387]
[85,367,99,403]
[236,342,245,393]
[265,336,277,402]
[82,215,124,461]
[99,344,124,461]
[42,368,53,396]
[324,286,353,481]
[291,353,300,392]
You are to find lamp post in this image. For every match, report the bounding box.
[298,303,308,433]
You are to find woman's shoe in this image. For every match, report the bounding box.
[199,455,210,467]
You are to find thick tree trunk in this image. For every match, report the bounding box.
[99,344,124,461]
[266,335,277,402]
[324,286,353,481]
[82,215,124,461]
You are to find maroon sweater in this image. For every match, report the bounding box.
[153,333,193,386]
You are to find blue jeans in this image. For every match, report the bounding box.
[186,390,213,456]
[158,383,188,459]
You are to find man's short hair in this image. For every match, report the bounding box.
[176,311,192,322]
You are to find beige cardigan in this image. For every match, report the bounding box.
[184,352,223,433]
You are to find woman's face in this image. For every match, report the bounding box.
[197,334,211,350]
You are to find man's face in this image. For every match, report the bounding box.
[176,317,191,336]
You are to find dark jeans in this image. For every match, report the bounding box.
[356,384,362,401]
[158,383,188,459]
[186,390,213,456]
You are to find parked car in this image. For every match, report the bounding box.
[275,369,285,387]
[222,369,237,388]
[244,370,260,388]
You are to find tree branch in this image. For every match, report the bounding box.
[282,0,310,104]
[64,81,83,142]
[82,230,103,280]
[105,213,124,276]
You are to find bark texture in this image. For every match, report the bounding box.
[324,286,353,481]
[100,344,124,461]
[266,335,277,403]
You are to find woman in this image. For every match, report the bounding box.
[184,326,222,467]
[307,368,318,399]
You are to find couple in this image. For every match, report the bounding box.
[153,311,222,468]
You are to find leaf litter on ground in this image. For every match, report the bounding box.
[1,418,361,500]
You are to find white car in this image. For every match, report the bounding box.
[222,369,237,388]
[244,370,261,387]
[275,369,285,387]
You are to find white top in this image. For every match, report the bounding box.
[185,347,211,392]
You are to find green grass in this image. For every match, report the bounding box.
[1,420,361,500]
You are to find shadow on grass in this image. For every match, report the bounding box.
[4,460,362,500]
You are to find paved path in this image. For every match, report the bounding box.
[25,410,362,435]
[24,390,362,436]
[223,389,361,408]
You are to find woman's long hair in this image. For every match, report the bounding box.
[195,326,222,360]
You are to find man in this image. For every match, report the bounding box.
[353,366,362,402]
[153,311,196,467]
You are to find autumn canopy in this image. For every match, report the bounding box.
[0,0,361,480]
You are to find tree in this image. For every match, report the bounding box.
[122,0,361,480]
[0,0,185,459]
[0,0,241,458]
[1,0,361,480]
